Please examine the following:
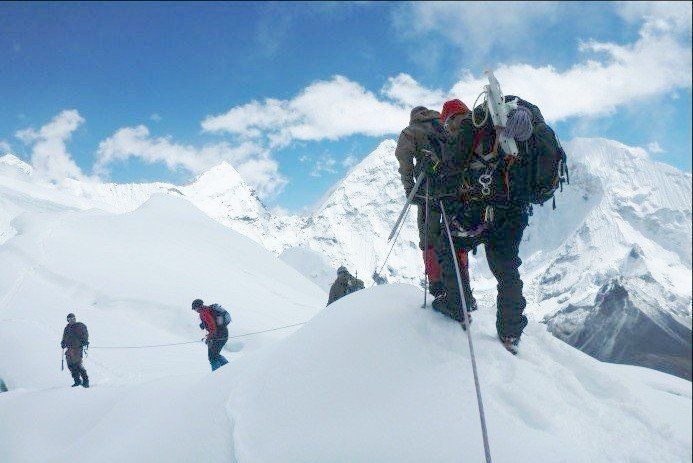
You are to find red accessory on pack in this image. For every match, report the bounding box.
[440,99,470,123]
[423,247,442,282]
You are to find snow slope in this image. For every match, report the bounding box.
[0,191,325,391]
[1,284,690,463]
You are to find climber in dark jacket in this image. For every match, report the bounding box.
[61,313,89,388]
[327,266,364,306]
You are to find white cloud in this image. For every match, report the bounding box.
[310,153,338,178]
[342,154,358,168]
[617,1,692,35]
[392,2,559,56]
[15,109,85,181]
[0,140,11,153]
[381,74,445,109]
[201,75,410,145]
[647,141,665,154]
[96,125,286,198]
[149,113,162,122]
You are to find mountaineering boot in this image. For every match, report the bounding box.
[500,335,520,355]
[71,380,81,387]
[429,281,445,298]
[431,292,472,329]
[82,378,90,388]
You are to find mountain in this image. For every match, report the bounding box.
[1,137,690,379]
[1,284,690,462]
[0,189,325,391]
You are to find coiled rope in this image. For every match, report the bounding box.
[504,106,533,142]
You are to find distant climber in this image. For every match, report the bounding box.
[61,313,89,388]
[394,106,448,297]
[327,266,364,305]
[192,299,231,371]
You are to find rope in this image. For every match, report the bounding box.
[440,201,493,463]
[89,322,308,349]
[472,90,489,128]
[504,106,533,142]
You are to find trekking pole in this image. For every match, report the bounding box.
[422,179,430,308]
[440,200,493,463]
[388,168,428,241]
[61,349,64,371]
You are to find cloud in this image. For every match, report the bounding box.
[149,113,162,122]
[0,140,11,153]
[15,109,85,181]
[647,141,665,154]
[310,153,338,178]
[96,125,286,198]
[342,154,358,168]
[201,75,410,146]
[617,1,692,35]
[391,2,559,57]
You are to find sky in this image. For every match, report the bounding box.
[1,1,691,212]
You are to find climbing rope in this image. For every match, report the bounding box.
[371,199,413,287]
[89,321,308,349]
[504,106,533,142]
[440,201,493,463]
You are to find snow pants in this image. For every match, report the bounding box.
[208,328,229,371]
[65,347,88,384]
[484,205,529,339]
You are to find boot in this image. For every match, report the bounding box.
[71,380,81,387]
[499,335,520,355]
[429,281,445,297]
[80,369,89,388]
[432,292,472,329]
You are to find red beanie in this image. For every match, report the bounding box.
[440,99,470,123]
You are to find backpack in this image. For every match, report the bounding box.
[345,275,365,295]
[467,96,568,207]
[210,304,232,327]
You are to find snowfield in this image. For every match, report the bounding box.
[1,285,690,463]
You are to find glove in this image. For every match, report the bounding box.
[199,322,205,330]
[84,342,89,348]
[61,341,66,348]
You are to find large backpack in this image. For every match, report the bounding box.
[210,304,232,327]
[467,96,568,207]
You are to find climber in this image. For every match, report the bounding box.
[61,313,89,388]
[192,299,231,371]
[327,266,365,306]
[394,105,447,297]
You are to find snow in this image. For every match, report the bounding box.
[0,192,325,391]
[279,246,337,292]
[1,285,690,463]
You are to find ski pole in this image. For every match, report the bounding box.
[422,179,430,308]
[61,349,64,371]
[440,200,493,463]
[388,168,428,241]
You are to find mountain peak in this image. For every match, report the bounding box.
[0,153,33,176]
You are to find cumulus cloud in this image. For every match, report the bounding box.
[391,1,559,57]
[15,109,85,181]
[201,4,690,152]
[647,141,665,154]
[96,125,286,198]
[0,140,11,153]
[201,75,410,145]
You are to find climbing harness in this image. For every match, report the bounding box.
[440,201,493,463]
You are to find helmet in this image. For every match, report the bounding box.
[337,266,348,275]
[191,299,204,310]
[66,313,76,322]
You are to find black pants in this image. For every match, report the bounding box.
[485,205,528,338]
[208,327,229,371]
[66,347,88,383]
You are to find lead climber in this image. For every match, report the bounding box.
[327,266,364,306]
[61,313,89,388]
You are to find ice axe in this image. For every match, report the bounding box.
[478,70,520,158]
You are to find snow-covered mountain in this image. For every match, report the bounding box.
[1,284,690,462]
[1,137,691,379]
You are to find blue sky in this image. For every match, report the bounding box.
[1,1,691,211]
